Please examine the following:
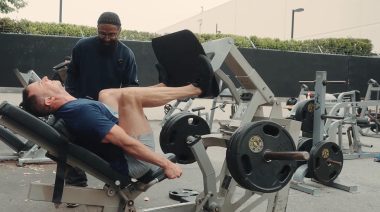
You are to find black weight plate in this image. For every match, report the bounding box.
[160,113,192,161]
[297,137,313,152]
[169,188,199,203]
[160,112,210,164]
[160,112,183,143]
[296,137,313,177]
[309,141,343,184]
[294,99,315,134]
[160,112,191,147]
[226,121,297,193]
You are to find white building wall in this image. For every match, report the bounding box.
[158,0,380,53]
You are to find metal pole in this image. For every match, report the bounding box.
[313,71,327,145]
[291,10,295,39]
[59,0,63,23]
[291,8,304,39]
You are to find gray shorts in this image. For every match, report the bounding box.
[102,104,157,179]
[124,132,158,179]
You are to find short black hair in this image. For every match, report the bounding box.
[21,88,50,117]
[97,12,121,27]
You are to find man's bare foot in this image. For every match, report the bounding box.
[188,84,202,97]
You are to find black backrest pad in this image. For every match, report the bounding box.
[0,102,130,188]
[0,125,29,152]
[152,30,208,87]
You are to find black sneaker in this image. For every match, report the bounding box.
[155,63,168,85]
[193,55,214,98]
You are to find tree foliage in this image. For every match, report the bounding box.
[0,0,27,14]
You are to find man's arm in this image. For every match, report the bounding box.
[103,125,182,179]
[65,46,80,96]
[121,49,139,87]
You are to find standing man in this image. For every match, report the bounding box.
[64,11,139,201]
[65,11,138,100]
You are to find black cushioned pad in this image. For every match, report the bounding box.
[152,29,219,97]
[0,125,31,152]
[0,102,131,188]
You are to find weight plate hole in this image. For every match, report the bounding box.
[241,154,252,174]
[263,125,280,137]
[278,165,291,182]
[187,117,200,126]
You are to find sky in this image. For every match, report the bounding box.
[0,0,230,32]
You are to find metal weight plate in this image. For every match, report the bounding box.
[308,141,343,184]
[296,137,313,177]
[226,121,297,193]
[160,112,210,164]
[169,188,199,203]
[294,99,315,134]
[297,137,313,152]
[296,137,313,165]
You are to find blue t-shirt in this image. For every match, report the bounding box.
[54,98,129,176]
[54,98,118,143]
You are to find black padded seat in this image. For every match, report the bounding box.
[0,125,33,152]
[356,118,371,128]
[0,102,131,189]
[152,29,219,97]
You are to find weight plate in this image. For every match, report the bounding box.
[226,121,297,193]
[308,141,343,184]
[296,137,313,177]
[169,188,199,203]
[160,112,210,164]
[294,99,314,134]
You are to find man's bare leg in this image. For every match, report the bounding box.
[98,84,200,178]
[99,84,201,137]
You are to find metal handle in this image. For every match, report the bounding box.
[263,151,309,161]
[326,158,343,166]
[299,80,346,85]
[321,114,345,120]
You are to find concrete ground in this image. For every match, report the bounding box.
[0,90,380,212]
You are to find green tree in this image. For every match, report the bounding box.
[0,0,27,14]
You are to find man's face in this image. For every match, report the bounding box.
[97,24,120,45]
[27,76,64,98]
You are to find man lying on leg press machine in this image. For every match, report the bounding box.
[21,66,213,181]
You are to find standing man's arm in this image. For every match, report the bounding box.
[65,45,80,96]
[121,49,139,87]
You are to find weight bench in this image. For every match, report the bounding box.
[0,101,175,211]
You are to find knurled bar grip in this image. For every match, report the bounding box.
[263,151,310,161]
[299,80,346,84]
